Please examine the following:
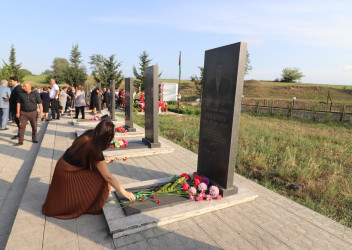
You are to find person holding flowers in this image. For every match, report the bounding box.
[42,119,136,219]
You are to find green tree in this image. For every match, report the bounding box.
[52,57,69,75]
[41,69,52,75]
[0,67,10,80]
[245,51,252,76]
[132,51,162,90]
[90,54,123,88]
[1,44,25,82]
[45,57,69,83]
[132,51,152,90]
[64,44,87,86]
[190,67,204,99]
[281,67,305,82]
[89,54,105,75]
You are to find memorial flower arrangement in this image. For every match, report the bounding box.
[116,126,128,133]
[158,101,168,112]
[85,116,101,121]
[138,101,145,112]
[109,138,128,148]
[111,173,222,208]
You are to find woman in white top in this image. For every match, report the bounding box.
[74,85,86,119]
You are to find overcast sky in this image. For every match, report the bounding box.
[1,0,352,84]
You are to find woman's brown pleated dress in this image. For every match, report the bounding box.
[42,157,109,219]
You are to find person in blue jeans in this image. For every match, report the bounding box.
[0,80,11,130]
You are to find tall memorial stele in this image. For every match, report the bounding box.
[197,42,247,197]
[142,65,161,148]
[125,78,136,132]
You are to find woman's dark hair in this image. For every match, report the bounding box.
[69,119,115,169]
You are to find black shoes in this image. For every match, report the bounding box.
[11,135,19,140]
[15,142,23,146]
[32,140,38,143]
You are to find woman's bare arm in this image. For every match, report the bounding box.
[105,156,117,164]
[96,161,136,201]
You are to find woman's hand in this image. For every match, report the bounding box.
[122,191,136,201]
[105,156,117,163]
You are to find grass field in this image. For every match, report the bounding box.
[23,75,48,87]
[124,112,352,228]
[244,80,352,104]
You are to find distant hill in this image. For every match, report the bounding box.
[244,80,352,104]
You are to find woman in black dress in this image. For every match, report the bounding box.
[66,87,75,116]
[40,87,50,121]
[89,87,100,114]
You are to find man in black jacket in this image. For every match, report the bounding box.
[16,82,43,146]
[9,76,24,139]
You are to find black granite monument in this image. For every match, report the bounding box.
[197,42,247,197]
[142,65,161,148]
[124,78,136,132]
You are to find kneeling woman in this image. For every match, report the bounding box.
[42,119,135,219]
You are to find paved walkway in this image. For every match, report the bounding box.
[1,111,352,249]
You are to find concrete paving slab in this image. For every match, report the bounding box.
[3,115,352,249]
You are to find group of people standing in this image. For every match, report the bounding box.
[0,76,43,146]
[1,78,137,219]
[0,77,91,145]
[88,87,126,113]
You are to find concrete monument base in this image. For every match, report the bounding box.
[103,145,174,159]
[142,138,161,148]
[103,176,258,239]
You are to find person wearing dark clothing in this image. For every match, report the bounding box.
[9,76,24,139]
[105,89,111,111]
[49,79,60,120]
[89,87,99,114]
[16,82,43,146]
[42,120,136,219]
[103,88,109,109]
[40,87,50,121]
[66,87,75,116]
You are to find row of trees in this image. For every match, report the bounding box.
[0,44,157,90]
[44,46,157,90]
[45,44,88,86]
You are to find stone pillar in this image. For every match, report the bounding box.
[125,78,136,132]
[110,80,116,121]
[142,65,161,148]
[197,42,247,197]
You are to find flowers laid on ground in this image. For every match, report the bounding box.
[85,116,100,121]
[116,126,128,133]
[109,138,128,148]
[158,101,168,112]
[111,173,223,208]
